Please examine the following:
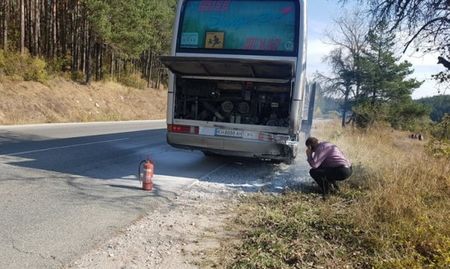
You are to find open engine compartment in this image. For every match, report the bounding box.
[174,77,292,127]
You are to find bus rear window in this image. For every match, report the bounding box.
[178,0,298,55]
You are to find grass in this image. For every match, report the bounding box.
[0,77,167,125]
[117,73,148,90]
[214,121,450,269]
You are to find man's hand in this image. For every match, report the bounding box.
[306,147,312,157]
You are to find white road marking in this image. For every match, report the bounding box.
[6,138,130,156]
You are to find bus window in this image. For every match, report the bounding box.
[178,0,298,55]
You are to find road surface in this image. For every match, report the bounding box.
[0,120,310,268]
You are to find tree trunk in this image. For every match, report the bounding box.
[110,49,115,77]
[61,0,67,57]
[27,0,32,54]
[52,0,56,57]
[342,84,351,127]
[117,59,120,77]
[3,0,8,51]
[80,12,86,73]
[148,51,154,87]
[35,0,40,55]
[156,66,161,89]
[85,27,92,84]
[99,44,103,80]
[45,0,51,58]
[20,0,25,54]
[147,50,153,87]
[71,2,79,73]
[94,42,99,80]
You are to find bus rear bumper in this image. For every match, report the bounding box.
[167,133,297,161]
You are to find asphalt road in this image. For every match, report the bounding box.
[0,120,311,269]
[0,120,234,269]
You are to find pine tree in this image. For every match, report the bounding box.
[354,23,425,128]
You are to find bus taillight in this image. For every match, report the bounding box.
[167,124,199,134]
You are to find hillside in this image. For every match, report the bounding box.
[0,78,167,125]
[416,95,450,122]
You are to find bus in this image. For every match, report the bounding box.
[160,0,313,163]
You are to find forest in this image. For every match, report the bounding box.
[0,0,176,86]
[417,95,450,122]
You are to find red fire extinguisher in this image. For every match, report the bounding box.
[139,159,154,191]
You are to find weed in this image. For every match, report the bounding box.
[0,50,48,82]
[217,121,450,268]
[117,73,147,89]
[71,71,85,82]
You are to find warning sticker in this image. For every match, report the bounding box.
[205,32,225,49]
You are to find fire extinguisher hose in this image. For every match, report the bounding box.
[138,160,147,182]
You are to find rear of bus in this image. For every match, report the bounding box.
[161,0,307,162]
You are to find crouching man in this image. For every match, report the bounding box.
[305,137,352,196]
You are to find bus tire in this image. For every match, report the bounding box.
[202,150,218,157]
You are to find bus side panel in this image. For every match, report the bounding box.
[289,0,307,136]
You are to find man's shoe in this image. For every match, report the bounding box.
[330,181,340,194]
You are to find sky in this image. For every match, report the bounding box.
[306,0,447,99]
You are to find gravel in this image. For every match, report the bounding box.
[66,157,313,269]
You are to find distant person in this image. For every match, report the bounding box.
[305,137,352,196]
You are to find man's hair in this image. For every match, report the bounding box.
[305,137,319,148]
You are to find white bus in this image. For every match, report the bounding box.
[161,0,313,163]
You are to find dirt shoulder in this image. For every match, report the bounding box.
[66,182,239,269]
[0,78,167,125]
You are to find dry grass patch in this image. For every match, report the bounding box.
[215,121,450,269]
[0,77,167,125]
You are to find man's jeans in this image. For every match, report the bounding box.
[309,166,353,195]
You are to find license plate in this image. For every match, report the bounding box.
[215,128,243,138]
[199,127,216,136]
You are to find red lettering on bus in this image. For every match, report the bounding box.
[281,6,293,15]
[199,0,230,12]
[243,38,258,50]
[243,38,282,50]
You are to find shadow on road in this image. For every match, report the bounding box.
[0,127,314,193]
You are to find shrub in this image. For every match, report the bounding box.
[352,102,387,128]
[0,50,5,72]
[117,73,147,89]
[71,71,85,82]
[431,114,450,140]
[427,114,450,159]
[46,54,72,74]
[24,57,48,82]
[0,51,48,82]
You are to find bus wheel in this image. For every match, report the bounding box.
[283,158,294,165]
[202,150,218,157]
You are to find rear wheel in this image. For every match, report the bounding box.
[270,159,283,164]
[202,150,218,157]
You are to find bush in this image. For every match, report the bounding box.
[427,139,450,159]
[352,102,387,128]
[0,50,48,82]
[0,50,5,73]
[427,114,450,159]
[117,73,147,89]
[71,71,85,82]
[431,114,450,140]
[46,54,72,74]
[23,57,48,82]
